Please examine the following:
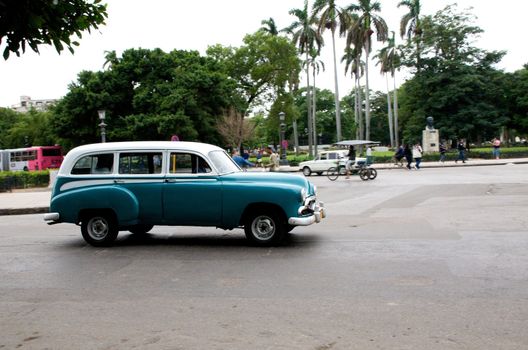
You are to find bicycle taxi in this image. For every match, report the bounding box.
[326,140,380,181]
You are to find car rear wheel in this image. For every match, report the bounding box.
[244,210,285,246]
[81,212,118,247]
[302,167,312,176]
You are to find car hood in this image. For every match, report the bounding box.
[221,171,315,194]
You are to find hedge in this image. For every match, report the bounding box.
[0,170,50,191]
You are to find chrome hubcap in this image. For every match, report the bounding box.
[251,216,275,240]
[88,217,109,240]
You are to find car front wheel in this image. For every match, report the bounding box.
[302,167,312,176]
[244,210,285,246]
[81,212,118,247]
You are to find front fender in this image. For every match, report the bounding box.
[50,186,139,225]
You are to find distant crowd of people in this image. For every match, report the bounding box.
[231,147,280,172]
[393,137,503,170]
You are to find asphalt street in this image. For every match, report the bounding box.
[1,164,528,349]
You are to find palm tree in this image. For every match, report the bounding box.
[342,46,364,140]
[306,50,325,155]
[312,0,349,142]
[398,0,422,70]
[285,0,323,157]
[103,50,118,70]
[375,31,400,147]
[347,0,388,141]
[260,17,279,36]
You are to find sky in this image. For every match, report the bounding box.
[0,0,526,108]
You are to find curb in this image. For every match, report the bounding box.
[0,207,49,216]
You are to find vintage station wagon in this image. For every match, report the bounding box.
[44,141,325,246]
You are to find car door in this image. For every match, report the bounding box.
[162,151,222,225]
[115,151,164,223]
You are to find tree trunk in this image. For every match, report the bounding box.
[357,71,364,140]
[331,30,342,142]
[312,71,318,157]
[385,74,394,147]
[392,70,400,147]
[305,52,313,157]
[364,41,371,141]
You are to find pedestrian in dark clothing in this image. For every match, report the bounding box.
[455,139,466,163]
[439,142,447,163]
[404,144,413,170]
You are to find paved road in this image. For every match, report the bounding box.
[1,164,528,349]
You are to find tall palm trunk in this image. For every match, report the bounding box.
[312,72,318,157]
[364,40,371,141]
[354,78,359,140]
[392,70,399,147]
[305,52,313,157]
[385,74,394,147]
[356,64,364,140]
[331,29,342,142]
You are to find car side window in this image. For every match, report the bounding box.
[320,153,328,160]
[119,153,162,174]
[169,153,211,174]
[71,153,114,175]
[329,153,337,160]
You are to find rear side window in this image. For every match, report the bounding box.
[169,152,211,174]
[71,153,114,175]
[119,153,162,174]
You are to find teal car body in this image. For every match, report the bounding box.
[45,141,325,246]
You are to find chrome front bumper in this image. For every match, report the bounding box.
[288,201,325,226]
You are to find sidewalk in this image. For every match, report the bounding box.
[1,157,527,216]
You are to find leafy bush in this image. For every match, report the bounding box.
[0,170,49,191]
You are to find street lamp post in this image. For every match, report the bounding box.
[98,110,107,143]
[279,111,289,165]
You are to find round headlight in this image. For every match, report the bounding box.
[301,188,307,201]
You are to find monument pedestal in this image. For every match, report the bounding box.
[423,129,439,153]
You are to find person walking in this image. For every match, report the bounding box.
[404,144,413,170]
[366,146,373,165]
[492,138,501,159]
[232,150,254,170]
[345,145,356,179]
[439,141,447,164]
[268,148,280,172]
[393,145,405,167]
[412,143,423,170]
[455,139,466,163]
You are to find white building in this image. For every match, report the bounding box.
[10,96,57,113]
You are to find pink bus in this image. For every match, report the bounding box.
[0,146,63,171]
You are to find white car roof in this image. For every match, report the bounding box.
[59,141,224,175]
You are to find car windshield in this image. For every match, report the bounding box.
[208,150,241,174]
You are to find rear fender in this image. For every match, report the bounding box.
[50,186,139,225]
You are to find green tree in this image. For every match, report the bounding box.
[51,48,235,149]
[0,0,107,59]
[398,5,508,145]
[3,109,56,148]
[285,0,323,156]
[0,107,19,148]
[398,0,422,70]
[347,0,388,141]
[505,65,528,134]
[260,17,279,36]
[312,0,349,142]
